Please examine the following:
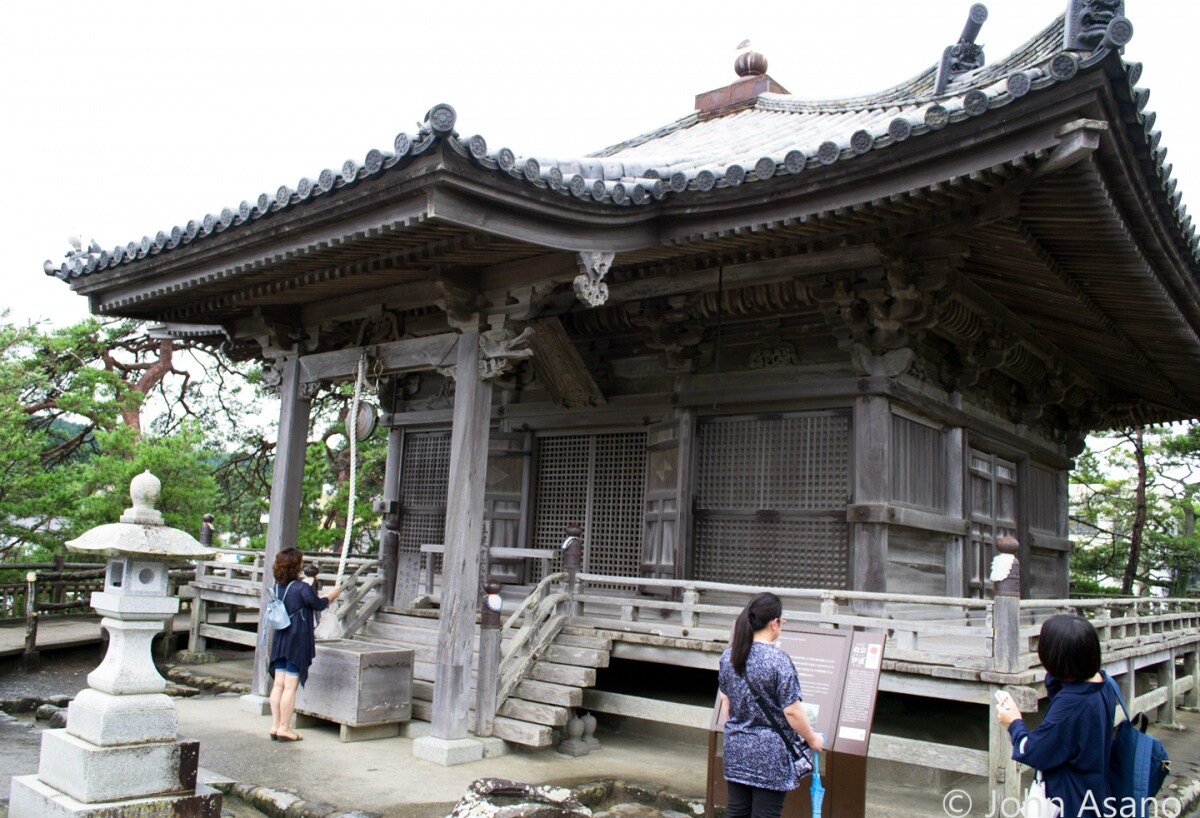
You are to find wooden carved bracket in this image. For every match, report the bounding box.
[574,251,615,308]
[478,326,536,381]
[813,253,949,374]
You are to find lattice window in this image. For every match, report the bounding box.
[398,430,451,557]
[694,413,850,588]
[531,432,647,582]
[967,448,1018,597]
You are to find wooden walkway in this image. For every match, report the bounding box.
[0,612,208,659]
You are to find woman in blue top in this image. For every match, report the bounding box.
[996,614,1118,818]
[718,592,824,818]
[267,547,341,741]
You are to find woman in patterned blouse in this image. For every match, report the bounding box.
[718,592,824,818]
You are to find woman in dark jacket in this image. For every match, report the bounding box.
[717,592,824,818]
[996,614,1118,818]
[268,547,341,741]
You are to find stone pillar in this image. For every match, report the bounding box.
[9,472,221,817]
[416,326,493,764]
[249,355,312,703]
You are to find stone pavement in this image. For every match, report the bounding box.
[1,655,1198,818]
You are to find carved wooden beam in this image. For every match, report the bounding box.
[526,317,605,408]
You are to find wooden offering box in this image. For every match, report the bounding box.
[295,639,413,731]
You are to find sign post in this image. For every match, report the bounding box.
[705,626,886,818]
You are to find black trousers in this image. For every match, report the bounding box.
[725,780,788,818]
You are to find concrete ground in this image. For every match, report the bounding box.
[2,654,1199,817]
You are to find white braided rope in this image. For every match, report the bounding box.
[335,356,365,584]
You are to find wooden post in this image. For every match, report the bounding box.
[251,355,313,699]
[851,394,890,616]
[430,327,493,741]
[379,425,404,605]
[989,535,1021,806]
[22,571,39,669]
[944,424,966,598]
[475,581,502,737]
[190,559,209,654]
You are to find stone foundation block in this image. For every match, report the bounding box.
[8,775,222,817]
[37,729,198,803]
[66,689,177,746]
[412,735,484,766]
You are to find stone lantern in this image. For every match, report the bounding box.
[9,471,223,817]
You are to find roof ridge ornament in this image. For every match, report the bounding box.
[934,4,988,96]
[1064,0,1133,52]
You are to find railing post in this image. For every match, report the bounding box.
[681,585,698,630]
[475,581,503,737]
[51,555,65,605]
[989,535,1022,807]
[820,591,838,629]
[1183,647,1199,710]
[561,524,583,619]
[1157,649,1177,725]
[22,571,39,669]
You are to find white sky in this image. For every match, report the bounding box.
[4,0,1197,329]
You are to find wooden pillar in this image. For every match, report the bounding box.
[379,425,404,605]
[431,328,493,740]
[251,355,312,698]
[989,535,1022,805]
[944,423,966,598]
[851,395,889,615]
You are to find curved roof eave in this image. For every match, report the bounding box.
[46,12,1198,286]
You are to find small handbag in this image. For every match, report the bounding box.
[1022,771,1060,818]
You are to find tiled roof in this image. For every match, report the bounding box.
[49,12,1192,280]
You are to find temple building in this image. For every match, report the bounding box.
[45,0,1200,787]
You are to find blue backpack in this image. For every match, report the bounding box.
[1106,676,1169,816]
[264,581,297,630]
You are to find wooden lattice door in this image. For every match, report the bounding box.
[530,432,647,583]
[693,412,850,588]
[967,448,1018,597]
[395,429,451,604]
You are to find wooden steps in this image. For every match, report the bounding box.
[351,610,612,749]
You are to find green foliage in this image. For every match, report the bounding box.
[1071,424,1200,596]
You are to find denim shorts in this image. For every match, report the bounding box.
[272,659,300,676]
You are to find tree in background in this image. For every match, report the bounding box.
[1,313,389,564]
[0,316,246,559]
[1071,424,1200,596]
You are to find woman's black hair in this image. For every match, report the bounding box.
[1037,614,1102,682]
[730,592,783,676]
[272,547,303,584]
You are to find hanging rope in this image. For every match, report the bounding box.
[335,354,366,585]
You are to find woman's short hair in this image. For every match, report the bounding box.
[273,547,304,584]
[1037,614,1102,681]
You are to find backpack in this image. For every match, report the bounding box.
[1106,675,1169,816]
[264,581,297,630]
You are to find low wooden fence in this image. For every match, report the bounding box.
[1,559,194,665]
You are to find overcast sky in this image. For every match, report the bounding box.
[4,0,1196,329]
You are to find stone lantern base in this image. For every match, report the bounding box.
[9,775,222,817]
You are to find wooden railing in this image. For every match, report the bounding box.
[188,547,381,651]
[494,571,570,709]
